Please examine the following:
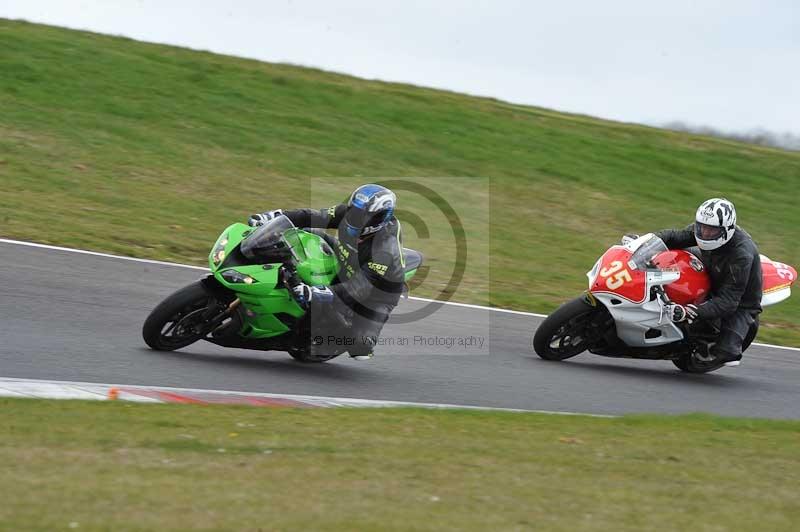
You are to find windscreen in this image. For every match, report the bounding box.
[629,235,673,271]
[240,215,297,260]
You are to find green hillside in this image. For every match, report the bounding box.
[1,19,799,345]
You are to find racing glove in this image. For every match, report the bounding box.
[621,234,640,245]
[666,303,699,323]
[291,283,334,309]
[248,209,284,227]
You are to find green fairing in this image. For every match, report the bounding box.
[291,230,341,286]
[204,221,419,341]
[207,223,338,339]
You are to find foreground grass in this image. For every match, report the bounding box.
[1,20,799,344]
[1,399,799,531]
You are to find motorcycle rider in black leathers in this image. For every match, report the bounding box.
[248,184,405,360]
[655,198,762,367]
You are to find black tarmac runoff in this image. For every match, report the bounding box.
[1,240,799,419]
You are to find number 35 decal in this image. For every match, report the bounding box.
[772,261,795,281]
[599,260,632,290]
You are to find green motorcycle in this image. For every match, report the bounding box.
[142,216,423,362]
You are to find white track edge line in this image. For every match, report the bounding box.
[2,237,798,352]
[0,238,207,271]
[0,377,612,417]
[406,295,547,317]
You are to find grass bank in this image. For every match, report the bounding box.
[1,398,799,531]
[1,19,798,344]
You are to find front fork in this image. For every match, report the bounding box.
[199,275,242,335]
[579,292,615,345]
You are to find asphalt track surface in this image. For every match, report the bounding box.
[1,240,799,419]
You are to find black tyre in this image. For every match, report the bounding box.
[142,281,213,351]
[671,356,690,372]
[288,347,342,363]
[533,297,602,361]
[673,320,758,373]
[671,354,723,373]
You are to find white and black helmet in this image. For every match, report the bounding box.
[695,198,736,251]
[344,184,397,237]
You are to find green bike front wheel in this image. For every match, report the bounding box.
[142,281,213,351]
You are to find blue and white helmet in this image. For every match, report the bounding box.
[344,184,397,237]
[695,198,737,251]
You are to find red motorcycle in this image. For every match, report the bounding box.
[533,233,796,373]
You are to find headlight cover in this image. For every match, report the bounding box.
[221,269,256,284]
[586,258,601,288]
[212,234,229,267]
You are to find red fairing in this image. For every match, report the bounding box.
[590,246,647,303]
[761,257,797,294]
[652,250,710,305]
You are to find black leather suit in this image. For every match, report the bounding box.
[282,204,405,356]
[656,225,762,360]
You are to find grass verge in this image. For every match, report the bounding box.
[1,398,799,531]
[1,19,799,344]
